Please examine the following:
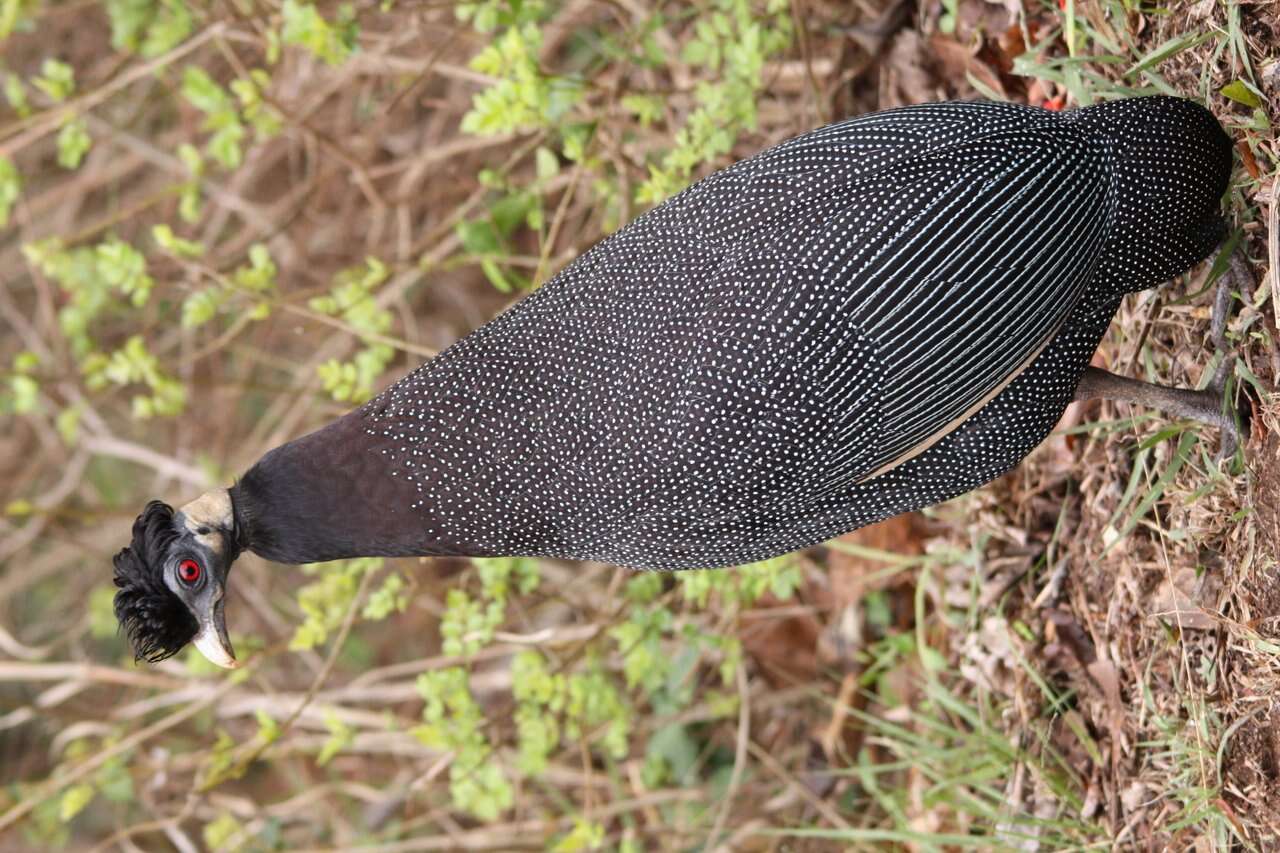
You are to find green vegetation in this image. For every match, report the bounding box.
[1,0,1276,849]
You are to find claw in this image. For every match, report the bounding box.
[1206,246,1255,462]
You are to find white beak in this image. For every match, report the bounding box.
[193,621,239,669]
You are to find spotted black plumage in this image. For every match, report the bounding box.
[114,95,1233,666]
[346,95,1229,567]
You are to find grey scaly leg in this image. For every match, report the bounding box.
[1074,249,1253,460]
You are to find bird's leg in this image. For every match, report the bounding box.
[1211,249,1255,351]
[1074,249,1254,460]
[1073,367,1244,456]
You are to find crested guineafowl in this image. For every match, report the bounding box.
[113,96,1244,668]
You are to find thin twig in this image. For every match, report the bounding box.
[707,661,752,852]
[0,675,241,835]
[213,567,377,780]
[0,23,228,157]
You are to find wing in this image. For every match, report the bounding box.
[641,107,1115,508]
[827,125,1113,481]
[737,110,1116,491]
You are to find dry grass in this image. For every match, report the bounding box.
[1,0,1278,850]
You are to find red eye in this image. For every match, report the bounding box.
[178,559,202,584]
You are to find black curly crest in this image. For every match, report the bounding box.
[112,500,197,663]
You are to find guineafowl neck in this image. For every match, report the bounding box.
[229,411,494,565]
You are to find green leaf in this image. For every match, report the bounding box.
[202,812,242,852]
[254,709,281,744]
[414,666,514,816]
[480,257,512,292]
[281,0,358,65]
[139,0,193,57]
[181,65,231,113]
[688,35,715,65]
[0,154,20,226]
[181,67,246,168]
[181,288,225,328]
[95,238,153,305]
[441,588,502,657]
[233,73,284,138]
[233,243,277,291]
[13,350,38,372]
[33,59,75,102]
[511,650,564,774]
[11,374,39,413]
[625,573,662,603]
[1,0,32,41]
[131,394,154,419]
[207,122,245,169]
[609,605,674,693]
[621,93,663,126]
[535,145,559,180]
[475,556,540,600]
[552,819,606,852]
[58,784,95,822]
[152,224,204,258]
[455,759,512,821]
[56,119,91,169]
[490,191,536,235]
[317,709,353,765]
[105,0,154,53]
[4,499,33,516]
[560,124,591,162]
[106,0,193,57]
[198,730,242,788]
[456,219,500,254]
[177,141,203,175]
[677,569,718,608]
[1125,32,1211,76]
[308,295,338,314]
[179,182,203,223]
[643,724,698,787]
[361,573,407,620]
[290,558,383,648]
[461,23,580,135]
[918,643,947,672]
[55,404,81,445]
[3,73,29,116]
[1221,79,1262,109]
[85,335,187,418]
[94,754,134,804]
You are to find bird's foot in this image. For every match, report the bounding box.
[1209,246,1255,352]
[1205,246,1256,460]
[1178,381,1247,464]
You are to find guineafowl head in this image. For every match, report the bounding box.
[1068,95,1234,289]
[113,493,241,667]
